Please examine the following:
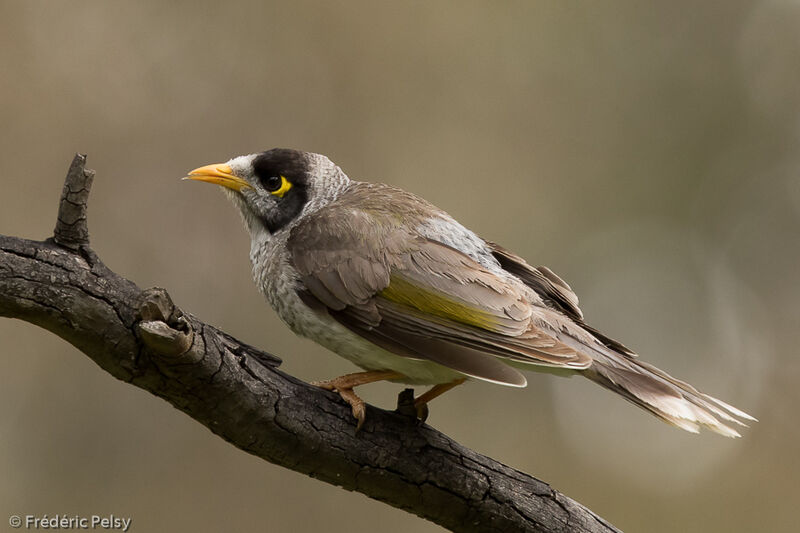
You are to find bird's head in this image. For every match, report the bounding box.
[185,148,348,237]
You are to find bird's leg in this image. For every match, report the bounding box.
[413,378,467,422]
[312,370,405,431]
[312,370,404,391]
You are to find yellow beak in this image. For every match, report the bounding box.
[184,163,252,192]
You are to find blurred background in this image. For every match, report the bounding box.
[1,1,797,532]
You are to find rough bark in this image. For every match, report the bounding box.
[0,154,621,533]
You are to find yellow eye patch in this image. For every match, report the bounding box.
[270,175,293,198]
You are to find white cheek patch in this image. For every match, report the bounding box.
[222,184,273,243]
[226,154,258,178]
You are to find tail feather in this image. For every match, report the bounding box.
[705,395,758,422]
[633,359,757,427]
[585,356,755,438]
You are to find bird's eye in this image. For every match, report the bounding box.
[260,175,293,198]
[262,175,282,192]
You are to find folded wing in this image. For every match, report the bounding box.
[289,194,591,387]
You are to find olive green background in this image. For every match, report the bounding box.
[1,2,797,532]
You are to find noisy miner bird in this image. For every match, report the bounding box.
[186,148,755,436]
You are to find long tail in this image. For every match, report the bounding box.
[584,354,756,437]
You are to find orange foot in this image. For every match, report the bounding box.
[312,370,405,431]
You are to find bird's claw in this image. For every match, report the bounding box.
[310,378,337,391]
[337,387,366,432]
[311,379,367,432]
[311,371,406,432]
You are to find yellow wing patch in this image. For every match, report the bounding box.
[270,176,293,198]
[379,275,498,330]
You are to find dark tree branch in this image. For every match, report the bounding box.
[0,155,620,533]
[53,153,94,250]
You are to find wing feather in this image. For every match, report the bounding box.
[288,188,591,383]
[487,241,638,357]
